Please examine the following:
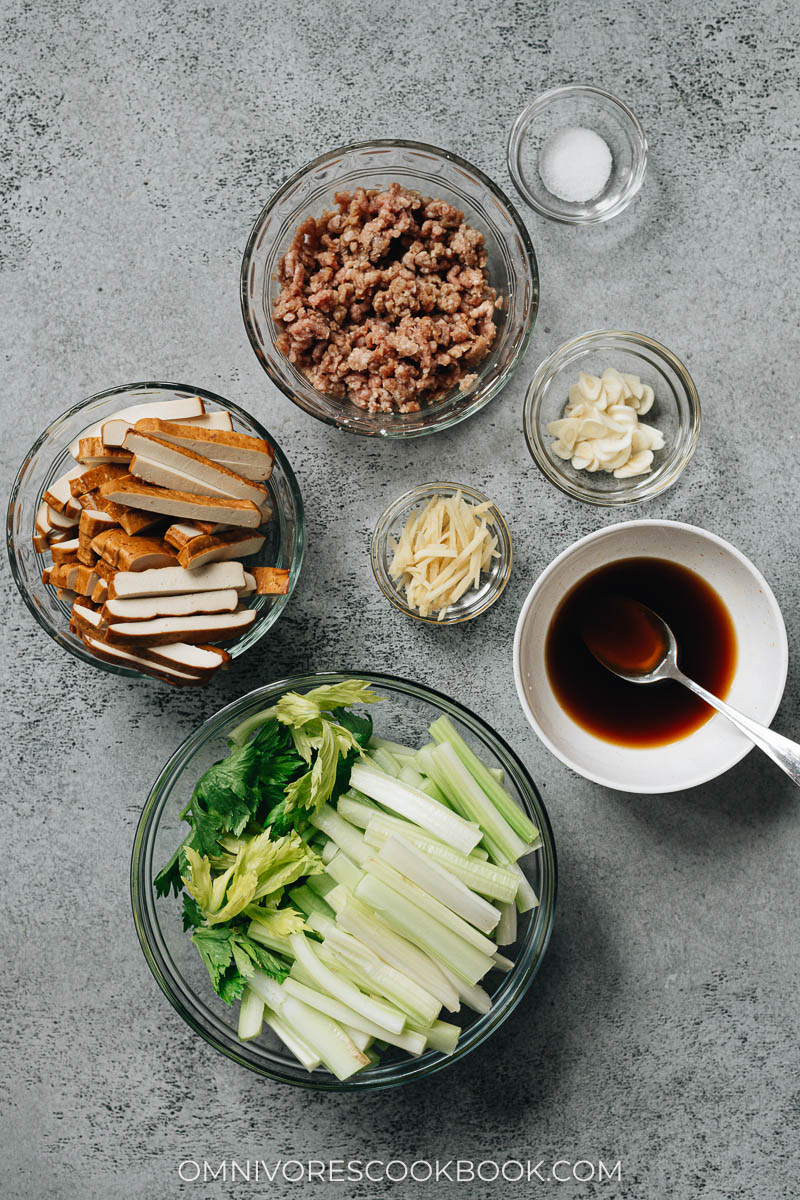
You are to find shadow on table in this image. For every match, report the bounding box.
[602,744,796,855]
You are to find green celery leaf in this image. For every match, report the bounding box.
[231,938,256,980]
[205,869,259,926]
[251,719,305,804]
[154,842,187,898]
[244,904,306,938]
[276,681,382,730]
[182,893,205,931]
[235,934,290,981]
[330,706,373,747]
[188,741,260,848]
[191,927,235,992]
[262,798,305,837]
[217,969,248,1006]
[284,769,314,812]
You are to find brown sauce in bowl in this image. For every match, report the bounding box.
[545,557,737,747]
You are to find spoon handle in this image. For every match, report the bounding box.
[673,670,800,786]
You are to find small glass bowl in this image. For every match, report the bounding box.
[371,483,513,624]
[131,671,557,1089]
[507,85,647,224]
[240,139,539,438]
[523,331,701,506]
[6,382,305,680]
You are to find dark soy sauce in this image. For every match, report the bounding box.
[545,557,737,747]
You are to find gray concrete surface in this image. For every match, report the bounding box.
[2,1,799,1197]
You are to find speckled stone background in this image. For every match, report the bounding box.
[2,1,799,1197]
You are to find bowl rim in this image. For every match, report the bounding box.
[512,519,789,792]
[370,481,513,624]
[507,84,648,225]
[5,380,306,679]
[239,137,540,439]
[522,329,702,506]
[130,670,558,1090]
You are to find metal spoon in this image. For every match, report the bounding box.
[584,599,800,786]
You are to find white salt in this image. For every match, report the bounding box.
[538,126,613,203]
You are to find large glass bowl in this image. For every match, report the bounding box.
[240,140,539,438]
[131,672,557,1089]
[6,382,305,680]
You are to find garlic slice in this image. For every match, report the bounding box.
[546,367,665,479]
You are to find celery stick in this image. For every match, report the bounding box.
[288,933,406,1034]
[354,875,495,987]
[369,747,401,777]
[342,1025,372,1053]
[321,839,338,864]
[488,766,505,784]
[263,1008,321,1071]
[249,972,368,1080]
[237,987,264,1041]
[377,834,500,933]
[306,873,336,899]
[324,850,364,891]
[337,795,378,829]
[227,706,278,746]
[349,763,481,854]
[397,761,427,788]
[363,816,518,903]
[438,963,492,1015]
[315,940,438,1030]
[397,762,452,809]
[317,927,441,1027]
[289,884,335,922]
[246,921,294,958]
[429,715,540,845]
[311,805,370,864]
[284,977,426,1055]
[495,900,517,946]
[427,743,531,863]
[407,1019,460,1055]
[363,856,498,955]
[415,743,504,862]
[492,952,514,973]
[335,895,459,1013]
[512,863,540,913]
[369,736,417,759]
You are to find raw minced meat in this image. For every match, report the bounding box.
[274,183,500,414]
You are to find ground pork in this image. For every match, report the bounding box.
[274,183,499,414]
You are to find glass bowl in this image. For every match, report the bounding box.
[240,139,539,438]
[523,331,701,506]
[6,382,305,680]
[371,483,513,624]
[131,672,557,1090]
[507,85,647,224]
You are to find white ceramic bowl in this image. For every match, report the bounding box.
[513,521,788,792]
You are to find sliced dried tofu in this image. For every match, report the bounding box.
[251,567,290,595]
[104,606,256,647]
[102,588,240,623]
[43,466,85,513]
[68,395,205,458]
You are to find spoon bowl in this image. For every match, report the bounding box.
[581,595,672,681]
[584,597,800,786]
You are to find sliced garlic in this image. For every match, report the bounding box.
[614,449,654,478]
[577,371,602,402]
[546,367,666,480]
